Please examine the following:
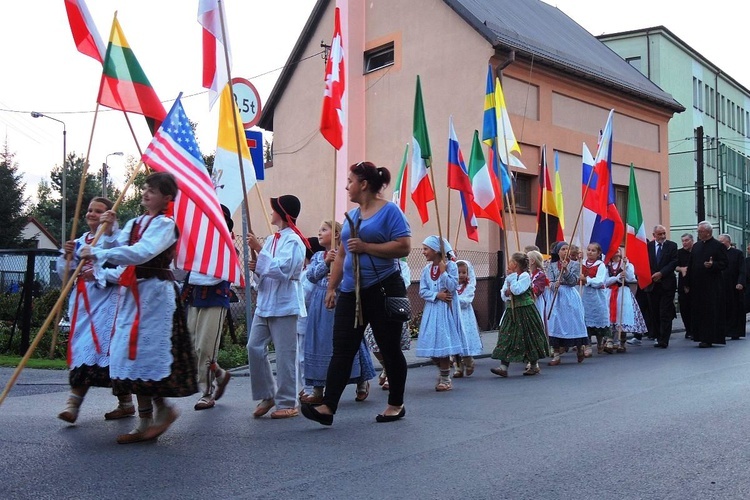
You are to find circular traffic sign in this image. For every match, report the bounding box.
[231,77,262,129]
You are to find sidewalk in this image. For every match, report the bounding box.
[230,314,687,375]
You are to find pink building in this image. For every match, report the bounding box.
[257,0,683,260]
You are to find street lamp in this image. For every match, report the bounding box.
[103,152,124,197]
[31,112,67,244]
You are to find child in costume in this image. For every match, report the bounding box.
[81,172,198,444]
[56,197,132,424]
[415,236,464,391]
[580,242,611,354]
[491,252,549,376]
[452,260,482,378]
[246,195,307,419]
[604,248,648,352]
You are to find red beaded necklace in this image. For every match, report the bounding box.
[457,282,467,294]
[430,263,441,280]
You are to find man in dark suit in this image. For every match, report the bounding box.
[686,221,728,347]
[718,234,745,340]
[645,225,678,348]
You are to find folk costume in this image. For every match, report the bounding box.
[545,243,589,361]
[91,213,198,398]
[56,229,131,423]
[492,271,549,374]
[247,205,307,416]
[604,260,647,351]
[580,257,611,353]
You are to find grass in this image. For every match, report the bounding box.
[0,355,68,370]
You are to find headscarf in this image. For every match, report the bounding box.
[456,259,476,287]
[422,236,454,260]
[550,241,568,263]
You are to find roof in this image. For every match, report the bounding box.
[443,0,683,112]
[259,0,683,130]
[25,217,60,249]
[597,25,750,97]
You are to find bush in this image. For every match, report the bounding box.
[407,311,422,338]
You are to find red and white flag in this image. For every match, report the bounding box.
[198,0,231,110]
[64,0,106,64]
[320,7,345,150]
[142,96,243,285]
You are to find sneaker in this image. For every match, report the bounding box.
[626,338,642,346]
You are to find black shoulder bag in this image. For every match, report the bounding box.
[367,255,411,322]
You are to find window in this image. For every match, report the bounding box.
[721,96,726,123]
[710,88,715,117]
[697,80,703,111]
[363,42,394,74]
[693,77,698,108]
[705,84,710,114]
[512,173,534,213]
[626,56,641,72]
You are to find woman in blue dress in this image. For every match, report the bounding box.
[302,220,375,404]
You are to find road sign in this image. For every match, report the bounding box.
[231,77,261,129]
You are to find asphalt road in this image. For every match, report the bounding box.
[1,332,749,500]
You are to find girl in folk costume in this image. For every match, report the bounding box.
[527,250,550,322]
[545,242,589,365]
[246,195,307,420]
[604,248,648,352]
[297,236,323,400]
[452,260,483,378]
[302,220,376,404]
[491,252,550,377]
[579,242,611,355]
[415,236,464,392]
[364,257,412,391]
[80,173,198,444]
[56,197,133,424]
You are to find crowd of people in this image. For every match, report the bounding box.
[54,164,748,441]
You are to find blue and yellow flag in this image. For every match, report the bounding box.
[480,65,511,194]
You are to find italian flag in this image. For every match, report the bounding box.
[625,163,651,289]
[410,76,435,224]
[392,144,409,213]
[468,130,504,228]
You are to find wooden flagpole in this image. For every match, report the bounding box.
[332,149,338,251]
[217,0,257,258]
[0,161,146,407]
[453,210,463,255]
[546,158,599,319]
[427,161,446,258]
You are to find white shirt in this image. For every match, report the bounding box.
[253,227,306,318]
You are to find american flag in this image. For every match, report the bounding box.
[142,97,243,285]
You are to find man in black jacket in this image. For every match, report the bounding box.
[686,221,728,347]
[645,225,678,348]
[718,234,745,340]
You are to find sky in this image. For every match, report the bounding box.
[2,0,748,206]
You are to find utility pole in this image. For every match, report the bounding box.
[696,126,705,223]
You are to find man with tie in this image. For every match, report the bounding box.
[685,221,728,347]
[645,225,678,348]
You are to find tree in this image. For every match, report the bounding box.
[0,140,31,248]
[29,152,104,241]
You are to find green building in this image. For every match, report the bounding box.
[599,26,750,247]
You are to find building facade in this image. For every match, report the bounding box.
[600,26,750,246]
[257,0,682,261]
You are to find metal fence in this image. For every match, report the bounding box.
[230,236,505,332]
[0,249,62,354]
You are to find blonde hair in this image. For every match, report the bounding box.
[322,220,342,247]
[527,250,544,269]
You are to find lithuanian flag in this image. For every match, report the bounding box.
[97,16,166,134]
